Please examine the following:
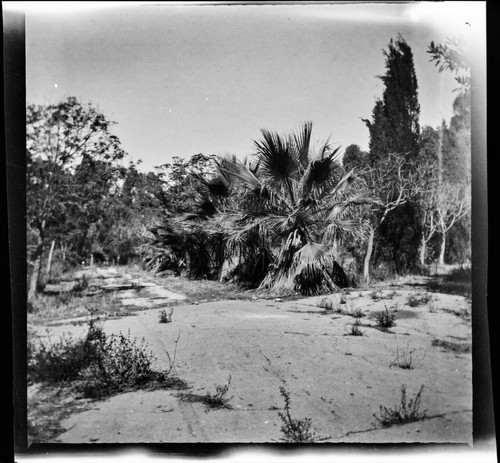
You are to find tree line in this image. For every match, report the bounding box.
[26,36,471,304]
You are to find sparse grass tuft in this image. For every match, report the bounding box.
[28,291,125,325]
[351,307,364,318]
[159,308,174,323]
[406,292,432,307]
[431,338,471,354]
[389,339,416,369]
[278,386,321,443]
[346,319,364,336]
[373,384,427,427]
[336,302,364,318]
[384,291,397,300]
[317,297,338,313]
[374,304,396,330]
[156,274,249,303]
[447,308,471,322]
[178,376,233,410]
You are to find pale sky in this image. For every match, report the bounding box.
[20,2,484,172]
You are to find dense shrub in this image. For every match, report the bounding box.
[28,319,105,384]
[28,318,173,399]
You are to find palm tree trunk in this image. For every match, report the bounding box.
[363,227,375,284]
[438,233,446,265]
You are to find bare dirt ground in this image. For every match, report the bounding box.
[28,267,472,444]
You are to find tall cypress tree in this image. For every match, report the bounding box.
[364,36,420,164]
[362,36,422,276]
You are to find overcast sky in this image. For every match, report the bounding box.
[22,2,483,172]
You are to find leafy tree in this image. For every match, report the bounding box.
[343,144,369,171]
[359,154,425,282]
[415,126,441,265]
[156,153,216,214]
[98,162,170,265]
[427,38,471,265]
[143,153,221,277]
[428,37,471,95]
[415,119,470,266]
[26,97,126,303]
[434,182,470,264]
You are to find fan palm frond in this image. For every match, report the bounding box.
[292,121,313,170]
[299,148,344,199]
[216,155,262,191]
[324,218,371,242]
[255,129,300,193]
[292,242,330,267]
[328,193,383,221]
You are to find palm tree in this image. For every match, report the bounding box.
[207,122,378,294]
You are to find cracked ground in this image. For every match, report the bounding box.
[29,286,472,444]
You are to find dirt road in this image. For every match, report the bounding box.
[35,289,472,444]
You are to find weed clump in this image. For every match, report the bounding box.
[159,308,174,323]
[351,308,364,318]
[374,305,396,330]
[370,290,383,301]
[389,339,416,369]
[341,305,364,318]
[374,384,427,427]
[205,375,233,408]
[345,320,364,336]
[317,297,337,313]
[406,292,432,307]
[178,375,233,410]
[278,387,319,443]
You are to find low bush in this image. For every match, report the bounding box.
[28,319,105,384]
[28,318,181,399]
